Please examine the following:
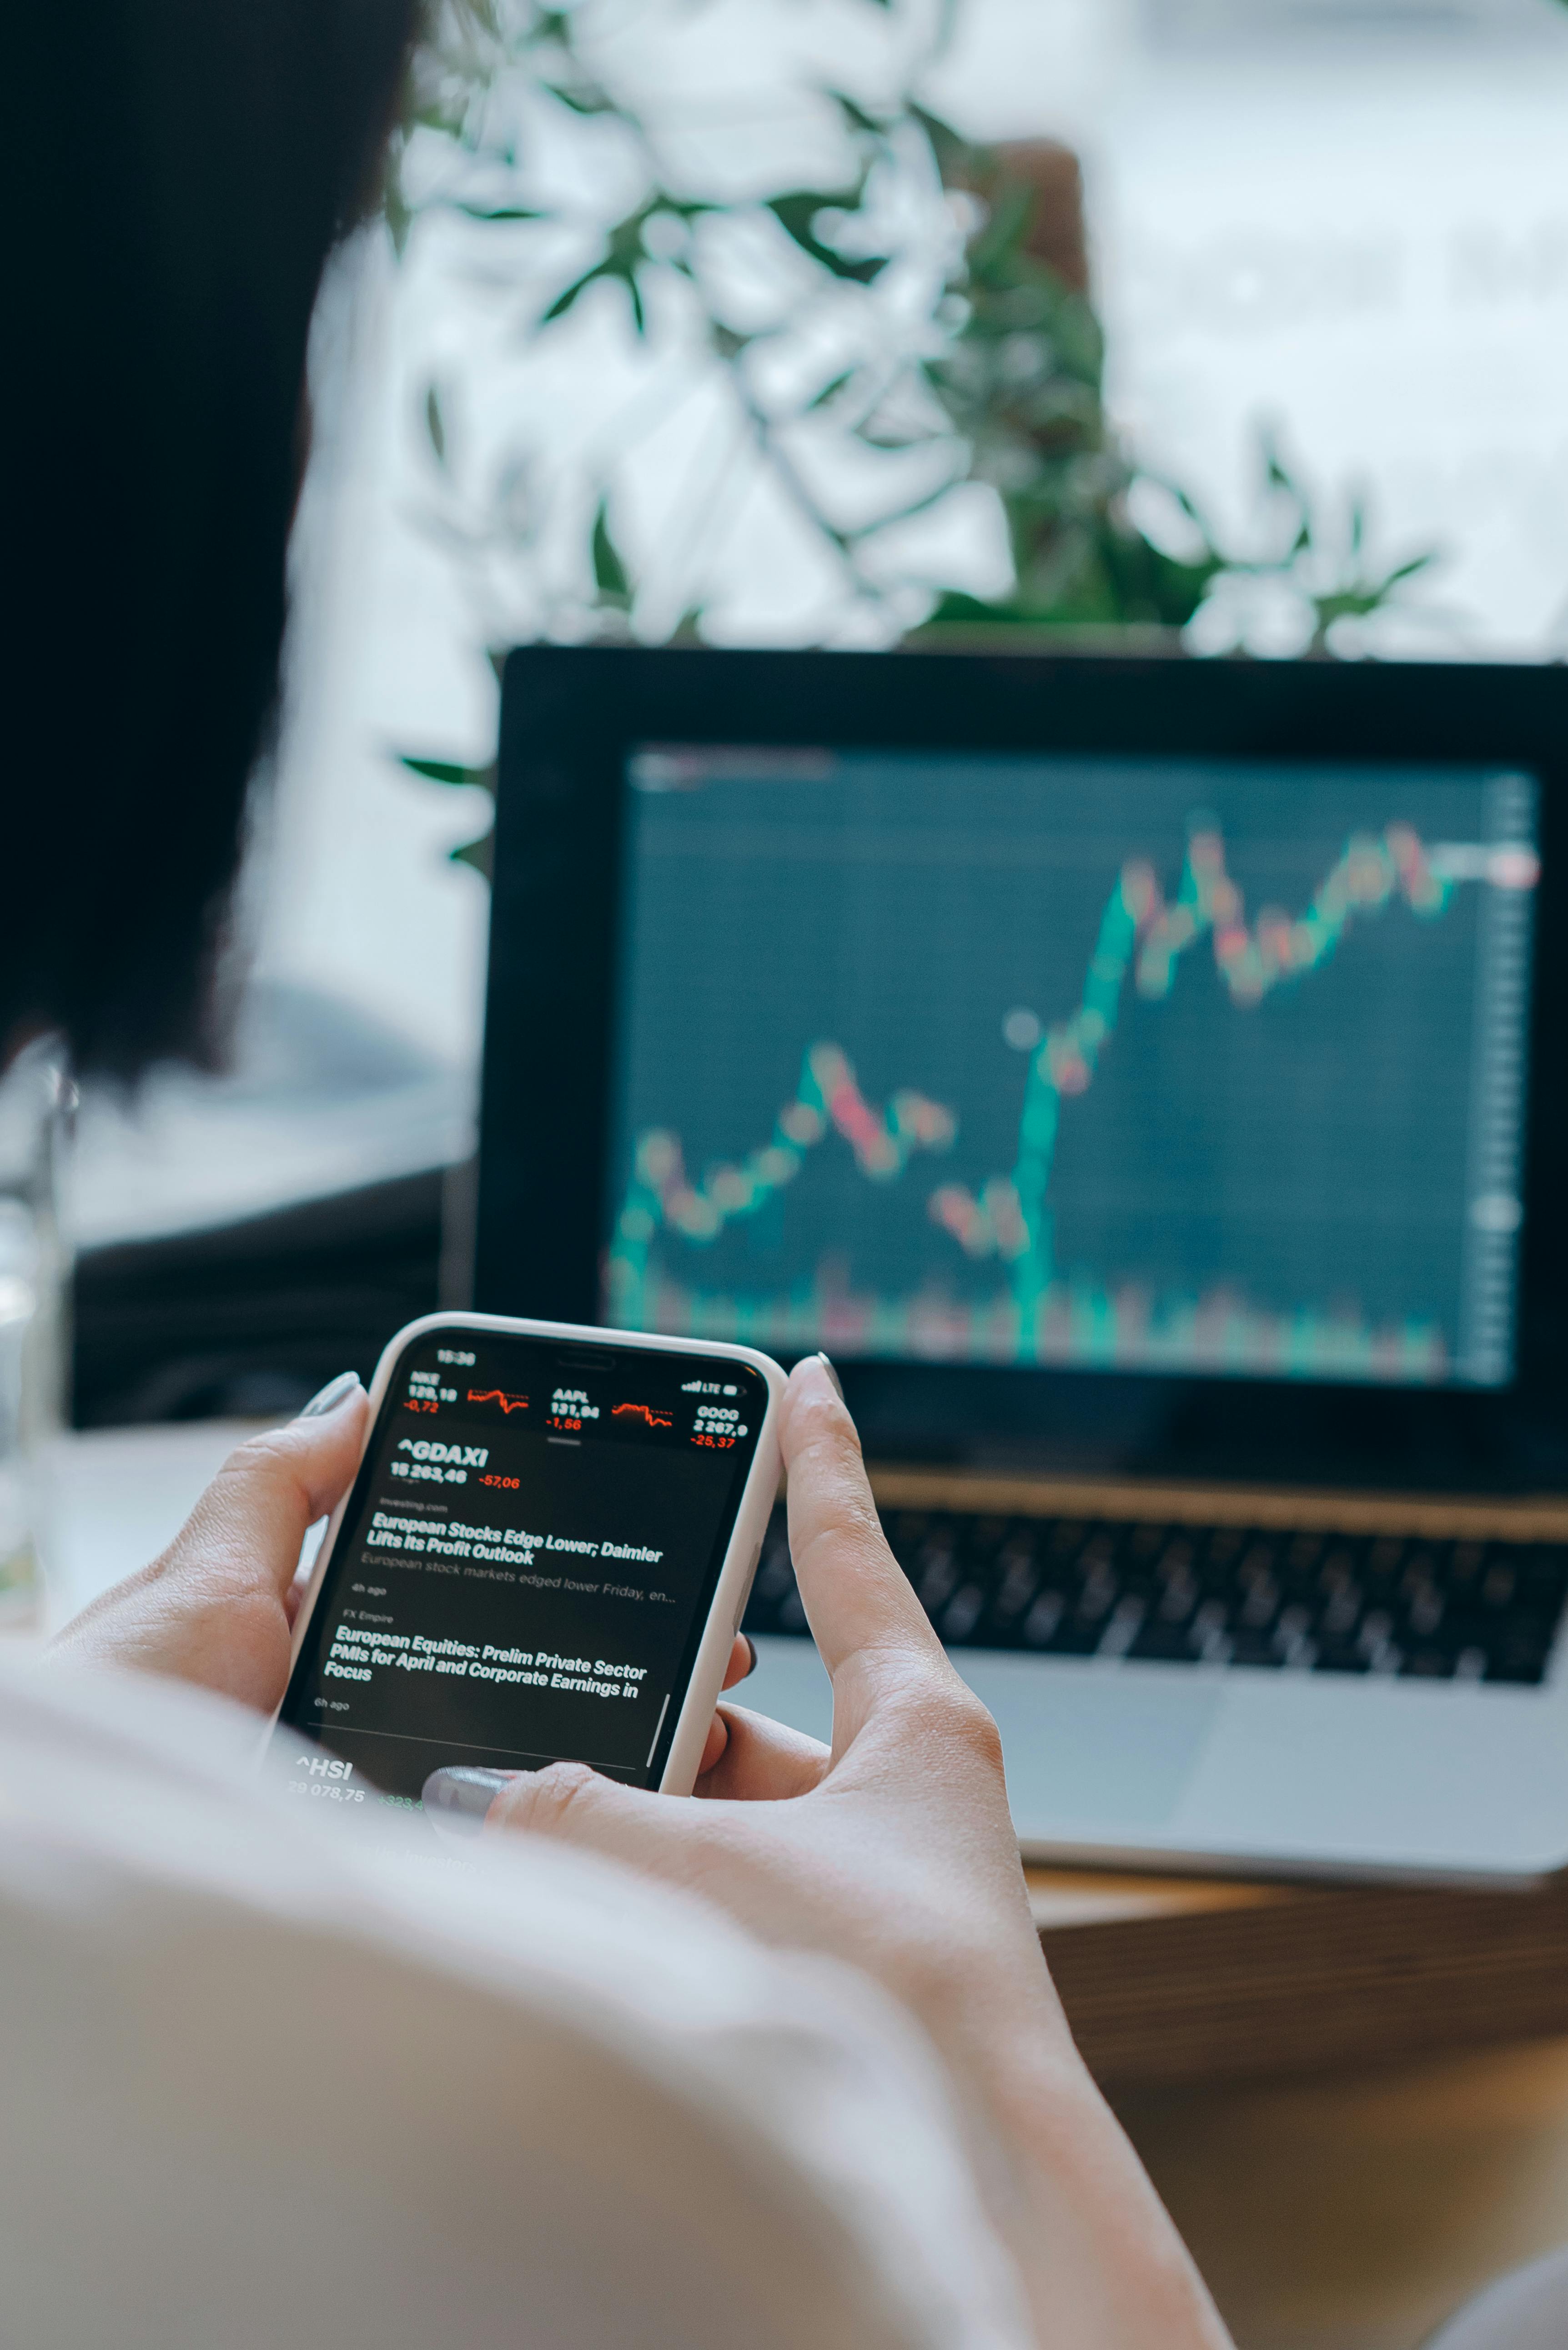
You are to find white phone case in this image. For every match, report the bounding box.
[270,1311,789,1796]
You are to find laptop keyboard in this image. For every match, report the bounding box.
[742,1504,1568,1685]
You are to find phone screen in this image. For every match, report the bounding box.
[275,1331,769,1804]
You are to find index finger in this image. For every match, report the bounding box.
[779,1356,947,1686]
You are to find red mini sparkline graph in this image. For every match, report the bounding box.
[467,1389,531,1414]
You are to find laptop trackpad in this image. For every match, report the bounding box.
[749,1640,1221,1843]
[957,1656,1222,1841]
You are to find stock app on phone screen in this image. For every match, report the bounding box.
[274,1334,768,1812]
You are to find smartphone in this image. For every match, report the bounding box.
[271,1313,786,1809]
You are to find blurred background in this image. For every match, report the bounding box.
[68,0,1568,1427]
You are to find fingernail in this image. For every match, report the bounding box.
[298,1371,362,1420]
[814,1351,844,1400]
[422,1765,514,1836]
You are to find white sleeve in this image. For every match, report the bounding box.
[0,1664,1033,2350]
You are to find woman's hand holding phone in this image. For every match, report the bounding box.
[47,1370,759,1734]
[49,1376,372,1705]
[50,1349,1228,2350]
[476,1357,1232,2350]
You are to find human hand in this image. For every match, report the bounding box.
[442,1358,1231,2350]
[49,1372,372,1710]
[49,1371,758,1731]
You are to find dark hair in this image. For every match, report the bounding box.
[6,0,419,1079]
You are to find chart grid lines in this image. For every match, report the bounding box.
[606,749,1538,1390]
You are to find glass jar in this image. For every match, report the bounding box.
[0,1042,72,1627]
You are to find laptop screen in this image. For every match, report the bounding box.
[604,748,1538,1391]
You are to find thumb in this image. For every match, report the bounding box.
[161,1374,370,1609]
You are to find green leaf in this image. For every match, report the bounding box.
[399,755,497,792]
[828,90,888,136]
[424,385,447,467]
[541,203,658,336]
[769,186,867,235]
[1376,552,1437,590]
[766,188,888,283]
[807,368,856,411]
[542,266,599,324]
[454,202,548,222]
[910,102,978,185]
[966,182,1037,279]
[543,80,617,116]
[450,830,495,883]
[854,415,928,450]
[388,198,412,258]
[591,499,632,599]
[668,605,708,647]
[543,255,646,332]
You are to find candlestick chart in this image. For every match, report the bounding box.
[606,750,1535,1386]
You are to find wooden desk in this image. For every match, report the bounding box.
[1024,1869,1568,2346]
[1117,2038,1568,2350]
[1030,1866,1568,2091]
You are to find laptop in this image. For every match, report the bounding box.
[474,645,1568,1882]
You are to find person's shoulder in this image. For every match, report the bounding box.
[0,1660,1029,2350]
